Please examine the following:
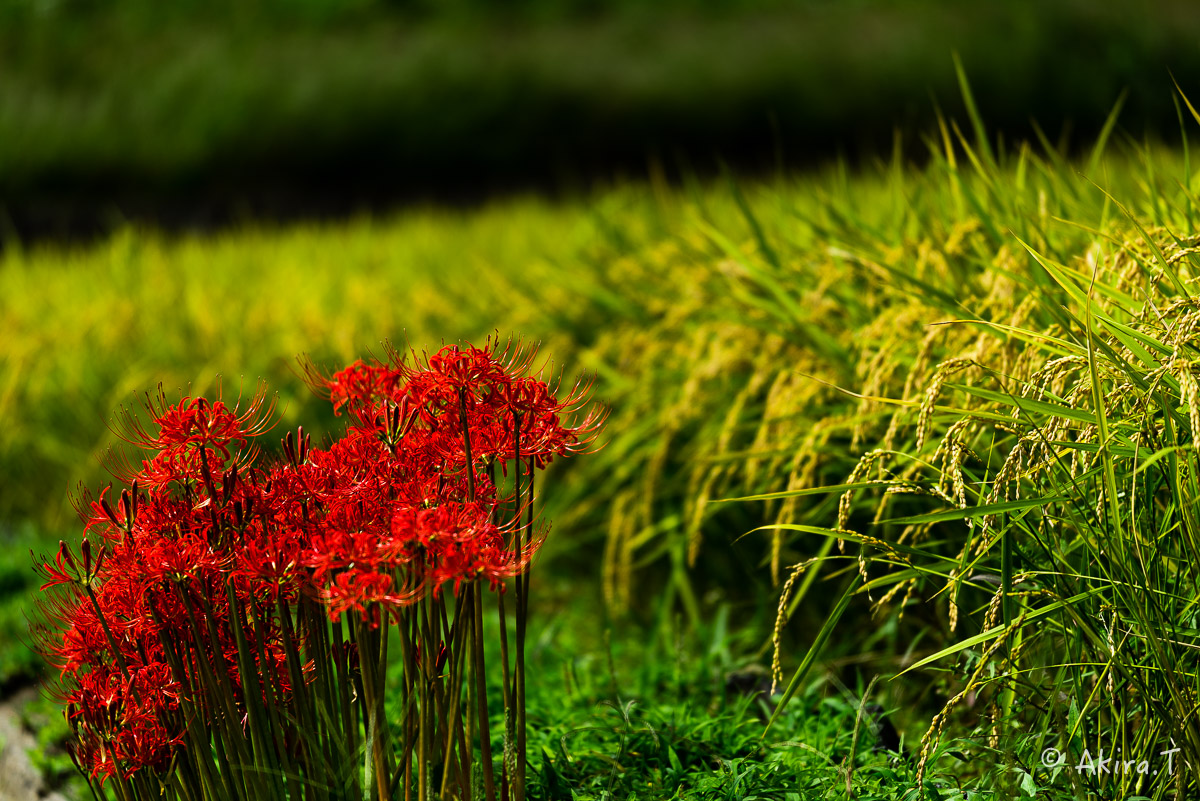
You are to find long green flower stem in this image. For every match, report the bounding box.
[473,577,499,800]
[513,457,534,801]
[354,615,391,801]
[439,593,471,798]
[493,413,533,801]
[457,388,499,801]
[82,584,135,690]
[396,606,418,801]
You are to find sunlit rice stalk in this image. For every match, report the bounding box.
[750,116,1200,795]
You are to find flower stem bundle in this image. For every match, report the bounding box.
[34,339,603,801]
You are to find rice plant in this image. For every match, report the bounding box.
[754,93,1200,798]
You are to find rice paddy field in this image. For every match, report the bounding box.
[6,86,1200,798]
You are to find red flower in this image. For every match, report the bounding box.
[108,385,276,490]
[38,339,603,785]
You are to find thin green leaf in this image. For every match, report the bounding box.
[877,496,1066,527]
[765,574,863,735]
[897,588,1108,677]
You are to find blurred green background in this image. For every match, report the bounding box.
[3,0,1199,242]
[4,0,1200,675]
[6,3,1200,796]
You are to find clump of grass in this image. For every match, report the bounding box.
[518,600,923,801]
[754,94,1200,797]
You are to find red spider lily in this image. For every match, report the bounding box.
[112,383,277,454]
[106,384,276,489]
[305,338,605,467]
[65,663,184,785]
[321,359,402,419]
[387,501,531,593]
[34,541,80,591]
[319,570,420,623]
[229,525,307,604]
[37,341,603,795]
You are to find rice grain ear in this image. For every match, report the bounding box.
[1173,363,1200,440]
[770,559,810,694]
[914,357,978,452]
[837,449,891,537]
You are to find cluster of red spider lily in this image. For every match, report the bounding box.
[34,340,602,798]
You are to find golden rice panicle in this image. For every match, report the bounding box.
[932,418,974,512]
[947,569,960,634]
[915,357,977,452]
[914,626,1016,789]
[603,489,637,613]
[685,465,722,567]
[837,448,891,538]
[1174,363,1200,441]
[851,304,929,451]
[770,559,810,694]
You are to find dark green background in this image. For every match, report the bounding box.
[2,0,1198,242]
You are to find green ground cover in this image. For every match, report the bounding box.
[6,98,1200,796]
[21,594,923,800]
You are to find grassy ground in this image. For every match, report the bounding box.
[22,589,921,800]
[6,99,1200,796]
